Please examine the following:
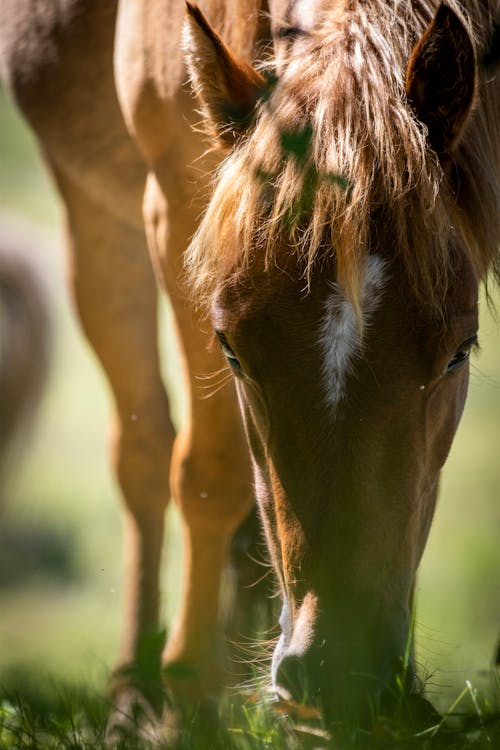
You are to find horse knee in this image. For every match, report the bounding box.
[170,429,253,534]
[111,392,175,518]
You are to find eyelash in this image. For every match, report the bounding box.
[215,332,242,372]
[446,335,478,374]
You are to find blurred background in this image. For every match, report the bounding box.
[0,82,499,713]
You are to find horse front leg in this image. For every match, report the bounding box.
[49,165,174,738]
[142,169,256,729]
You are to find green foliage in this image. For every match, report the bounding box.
[279,125,314,165]
[255,122,354,232]
[0,670,499,749]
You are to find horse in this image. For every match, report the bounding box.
[0,0,498,736]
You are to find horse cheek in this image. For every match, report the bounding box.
[424,370,470,475]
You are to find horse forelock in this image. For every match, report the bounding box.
[187,0,499,320]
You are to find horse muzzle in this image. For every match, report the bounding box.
[271,597,416,725]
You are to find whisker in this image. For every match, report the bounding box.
[198,375,233,399]
[226,636,278,672]
[195,372,233,391]
[196,376,232,391]
[244,566,275,589]
[245,550,275,569]
[469,363,500,389]
[194,365,231,381]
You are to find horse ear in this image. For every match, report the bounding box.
[405,4,477,155]
[184,2,266,148]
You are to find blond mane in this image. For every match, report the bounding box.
[187,0,500,317]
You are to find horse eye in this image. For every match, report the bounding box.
[446,335,478,374]
[215,331,242,373]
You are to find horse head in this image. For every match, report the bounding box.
[184,0,493,721]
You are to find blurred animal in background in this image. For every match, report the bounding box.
[0,227,50,486]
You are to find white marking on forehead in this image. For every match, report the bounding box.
[292,0,321,30]
[319,255,386,411]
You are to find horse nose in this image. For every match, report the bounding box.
[275,644,406,719]
[275,653,311,702]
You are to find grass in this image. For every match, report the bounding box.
[0,667,499,749]
[1,83,500,747]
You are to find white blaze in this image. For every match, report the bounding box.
[319,255,386,410]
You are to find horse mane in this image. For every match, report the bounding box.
[187,0,500,319]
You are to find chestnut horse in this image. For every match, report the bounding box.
[1,0,498,735]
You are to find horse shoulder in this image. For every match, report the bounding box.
[0,0,146,227]
[114,0,189,164]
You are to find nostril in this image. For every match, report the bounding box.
[275,654,307,702]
